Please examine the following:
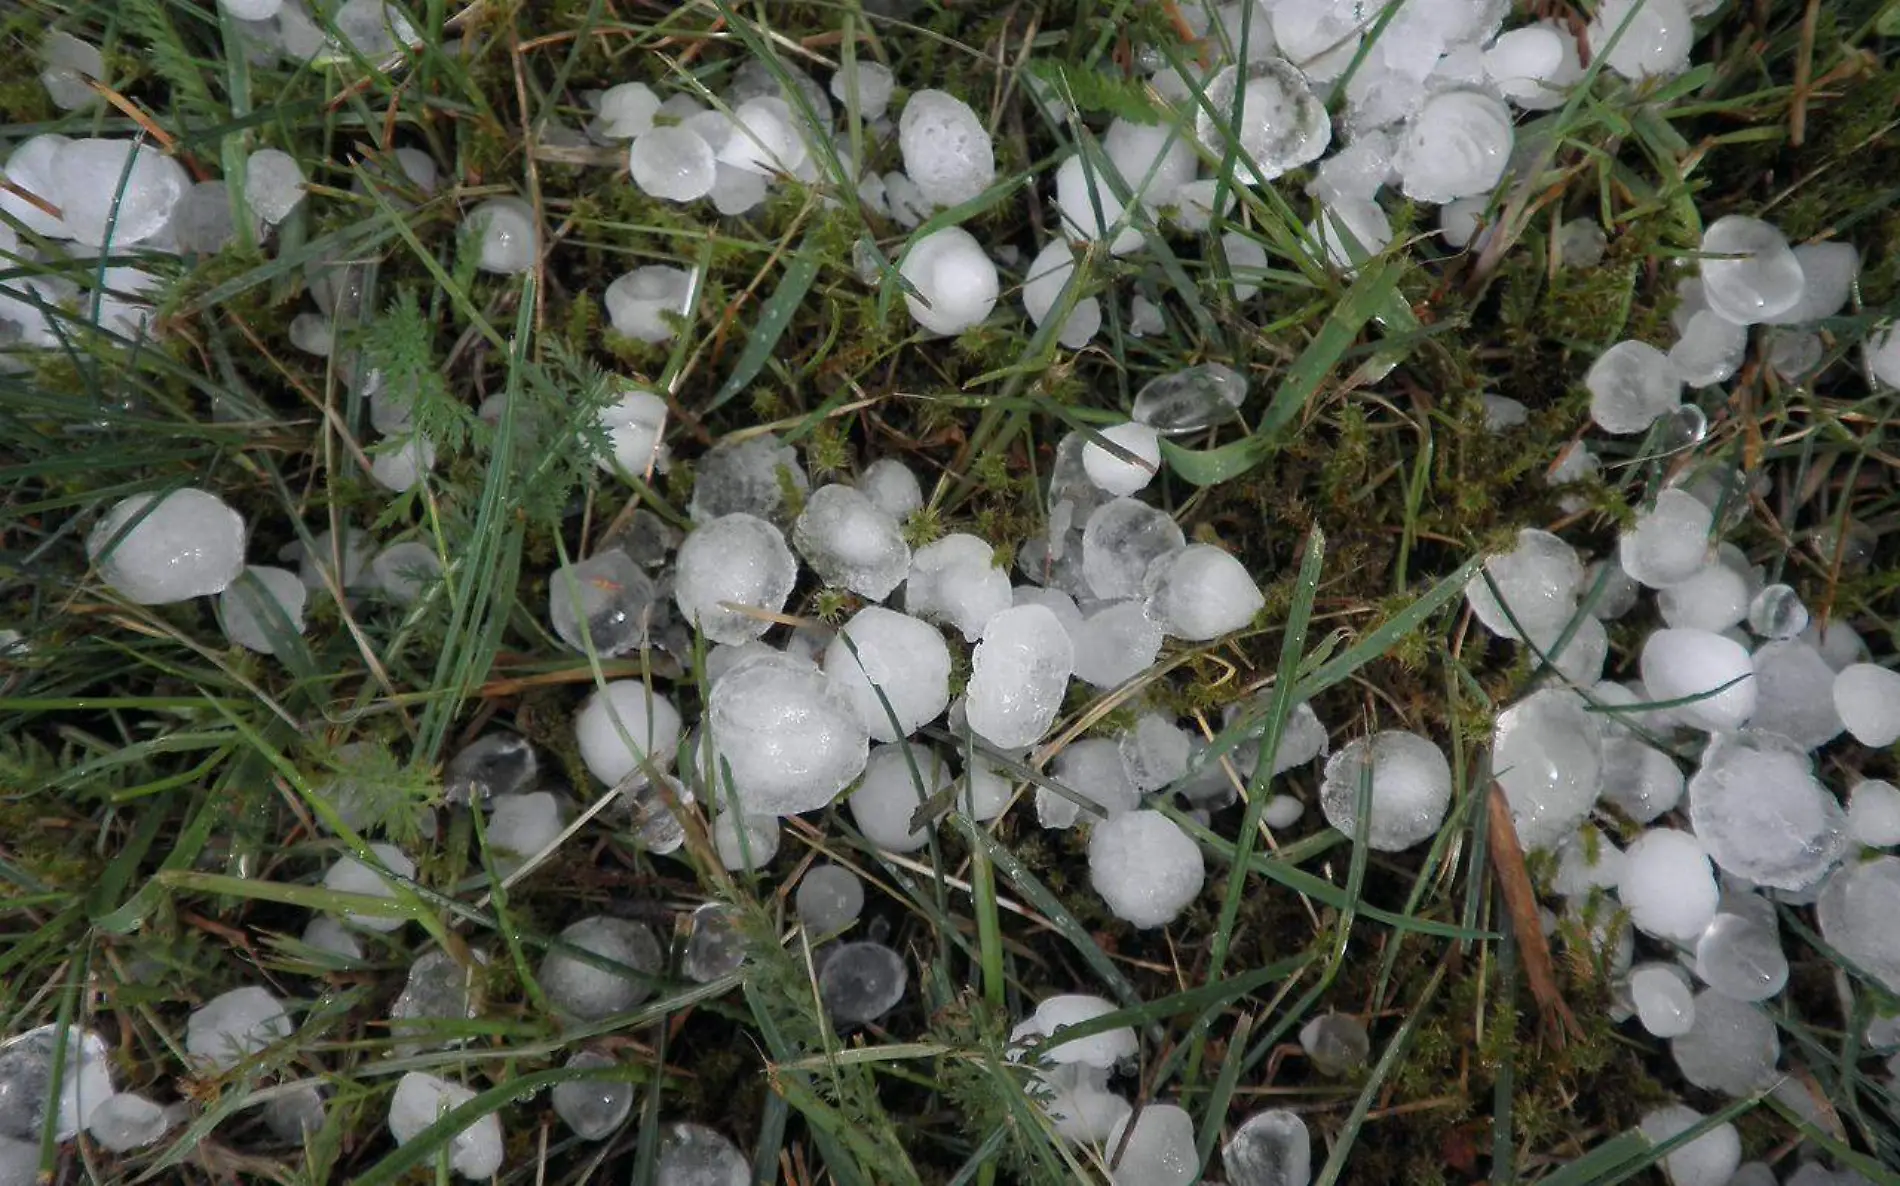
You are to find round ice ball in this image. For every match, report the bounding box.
[897,89,995,209]
[219,566,309,654]
[87,488,246,605]
[466,197,538,274]
[848,742,951,852]
[1192,57,1331,184]
[628,126,717,202]
[1143,544,1265,641]
[1319,730,1452,852]
[1698,215,1805,325]
[604,266,695,343]
[1080,422,1162,497]
[1834,663,1900,747]
[1587,0,1693,79]
[672,513,798,645]
[53,138,188,247]
[1586,340,1682,435]
[823,607,952,742]
[1639,628,1756,733]
[899,227,999,335]
[1618,828,1717,942]
[1087,809,1205,928]
[574,682,683,788]
[1394,91,1513,205]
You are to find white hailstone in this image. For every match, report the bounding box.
[848,742,951,852]
[966,605,1075,749]
[1638,1104,1741,1186]
[321,843,415,932]
[1629,963,1696,1038]
[595,82,660,139]
[708,652,869,815]
[1143,544,1264,641]
[882,170,931,228]
[1698,215,1805,325]
[486,792,563,862]
[1493,689,1603,852]
[52,138,188,247]
[1587,0,1694,79]
[957,755,1013,821]
[549,547,655,657]
[715,160,773,214]
[0,1025,114,1141]
[1802,617,1867,670]
[86,1092,171,1153]
[1465,528,1585,641]
[818,941,908,1025]
[540,916,661,1019]
[1834,663,1900,747]
[1,135,71,237]
[1767,329,1824,380]
[1129,295,1166,337]
[1225,1109,1310,1186]
[858,458,923,521]
[1170,177,1238,232]
[1552,826,1625,897]
[1194,57,1332,183]
[551,1051,631,1141]
[1069,600,1164,689]
[1619,828,1717,942]
[656,1122,751,1186]
[1482,24,1574,108]
[88,489,246,605]
[186,987,293,1071]
[369,541,442,605]
[294,527,375,594]
[1088,810,1204,929]
[604,266,695,343]
[897,90,995,208]
[1746,584,1808,639]
[245,148,307,224]
[287,312,334,357]
[219,566,309,655]
[1557,218,1610,268]
[1584,560,1641,621]
[1763,241,1859,325]
[1819,856,1900,992]
[718,98,806,176]
[628,126,717,202]
[1104,1104,1198,1186]
[1848,780,1900,848]
[1220,230,1271,301]
[1587,340,1683,434]
[1039,737,1139,829]
[712,812,781,870]
[1639,628,1755,733]
[389,1072,502,1180]
[673,513,797,644]
[906,533,1013,642]
[1655,561,1750,633]
[302,915,363,959]
[1619,490,1715,589]
[1671,990,1780,1096]
[1081,422,1163,496]
[172,181,245,256]
[39,31,105,111]
[1308,130,1395,207]
[793,484,911,600]
[1311,198,1393,270]
[830,60,895,120]
[1319,730,1452,852]
[1053,154,1146,256]
[1010,994,1136,1075]
[796,864,866,935]
[330,0,419,55]
[1132,364,1247,435]
[1021,240,1102,350]
[1599,736,1685,824]
[1082,498,1185,601]
[1263,795,1305,830]
[368,434,436,492]
[1694,910,1789,1002]
[596,387,670,477]
[823,607,951,742]
[573,682,682,789]
[466,197,537,274]
[1668,310,1747,387]
[1748,640,1844,749]
[1102,117,1198,214]
[1119,714,1193,793]
[899,227,999,335]
[1394,91,1512,205]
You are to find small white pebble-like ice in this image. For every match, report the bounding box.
[965,605,1074,749]
[1193,57,1331,183]
[1638,1104,1740,1186]
[551,1051,631,1141]
[673,513,798,645]
[1698,215,1805,325]
[1848,779,1900,848]
[219,565,309,655]
[389,1072,503,1180]
[1053,154,1146,256]
[1619,489,1714,589]
[1834,663,1900,746]
[1819,856,1900,992]
[466,197,538,274]
[822,607,951,742]
[1081,422,1162,497]
[186,987,293,1071]
[1143,544,1264,641]
[1694,910,1789,1002]
[575,682,682,788]
[1670,989,1780,1096]
[1088,810,1204,928]
[1668,311,1746,387]
[1493,689,1604,852]
[1082,497,1186,601]
[1465,528,1585,641]
[604,266,695,343]
[1618,828,1717,943]
[321,843,416,932]
[1021,240,1102,349]
[1639,627,1756,733]
[899,227,999,335]
[818,941,909,1025]
[707,652,869,815]
[629,126,717,202]
[1394,91,1513,204]
[793,484,911,600]
[245,148,307,224]
[1319,730,1452,852]
[858,458,923,521]
[1587,340,1683,435]
[795,864,866,935]
[1224,1108,1311,1186]
[1132,364,1247,435]
[595,82,660,140]
[1105,1103,1198,1186]
[54,138,189,247]
[656,1122,752,1186]
[712,812,780,871]
[905,533,1013,642]
[88,489,247,605]
[86,1091,171,1153]
[848,742,950,852]
[1587,0,1694,79]
[897,90,995,208]
[540,916,661,1020]
[830,61,895,120]
[1629,963,1696,1038]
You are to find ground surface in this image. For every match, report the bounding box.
[2,0,1900,1183]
